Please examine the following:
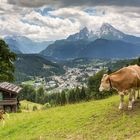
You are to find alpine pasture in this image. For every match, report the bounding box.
[1,95,140,140]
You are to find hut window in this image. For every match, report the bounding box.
[0,92,3,101]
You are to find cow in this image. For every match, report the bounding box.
[99,65,140,110]
[127,65,140,99]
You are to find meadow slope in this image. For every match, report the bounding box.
[1,95,140,140]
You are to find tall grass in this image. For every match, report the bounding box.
[0,95,140,140]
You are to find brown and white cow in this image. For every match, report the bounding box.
[99,65,140,110]
[127,65,140,99]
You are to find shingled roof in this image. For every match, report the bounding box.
[0,82,22,94]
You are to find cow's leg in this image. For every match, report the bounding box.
[132,89,136,103]
[137,89,140,99]
[128,90,133,109]
[119,94,124,110]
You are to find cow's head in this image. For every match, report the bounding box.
[99,74,111,92]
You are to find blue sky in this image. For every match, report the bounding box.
[0,0,140,41]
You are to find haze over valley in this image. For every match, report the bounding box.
[2,22,140,92]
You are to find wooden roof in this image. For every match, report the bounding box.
[0,82,22,94]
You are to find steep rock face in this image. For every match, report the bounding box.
[67,23,140,44]
[67,27,90,41]
[95,23,125,40]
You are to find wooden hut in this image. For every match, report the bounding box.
[0,82,22,112]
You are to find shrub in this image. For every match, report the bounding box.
[32,105,38,111]
[42,103,51,110]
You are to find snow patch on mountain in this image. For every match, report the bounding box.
[67,23,125,41]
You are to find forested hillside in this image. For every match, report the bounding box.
[14,54,65,83]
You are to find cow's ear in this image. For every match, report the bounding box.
[103,74,108,77]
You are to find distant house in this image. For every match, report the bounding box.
[0,82,22,112]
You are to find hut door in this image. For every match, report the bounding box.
[0,92,3,101]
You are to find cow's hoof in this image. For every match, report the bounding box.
[132,100,135,104]
[119,106,123,110]
[128,106,133,110]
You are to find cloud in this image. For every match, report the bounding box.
[48,7,140,35]
[21,10,80,40]
[0,0,140,41]
[0,7,81,41]
[7,0,140,8]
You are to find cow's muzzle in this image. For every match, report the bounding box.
[99,87,103,92]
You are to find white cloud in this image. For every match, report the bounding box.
[0,1,140,41]
[6,0,140,8]
[49,7,140,36]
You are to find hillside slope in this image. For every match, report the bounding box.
[41,39,140,60]
[20,100,43,111]
[1,95,140,140]
[14,54,65,82]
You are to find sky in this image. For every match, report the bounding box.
[0,0,140,41]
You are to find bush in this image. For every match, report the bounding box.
[17,107,22,113]
[26,104,29,110]
[42,103,51,110]
[32,105,38,111]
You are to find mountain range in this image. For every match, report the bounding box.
[3,23,140,60]
[4,35,53,54]
[40,23,140,60]
[67,23,140,45]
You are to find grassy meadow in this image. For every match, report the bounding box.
[20,100,43,111]
[1,95,140,140]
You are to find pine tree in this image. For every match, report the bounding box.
[60,91,66,105]
[80,86,86,100]
[68,89,75,103]
[75,86,80,102]
[0,39,16,82]
[36,86,45,104]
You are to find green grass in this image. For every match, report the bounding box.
[1,95,140,140]
[22,80,35,85]
[20,100,43,111]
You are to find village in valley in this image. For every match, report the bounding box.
[22,62,104,92]
[48,66,101,92]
